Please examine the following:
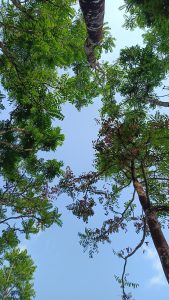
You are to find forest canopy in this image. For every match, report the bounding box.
[0,0,169,299]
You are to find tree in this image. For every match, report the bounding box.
[0,0,114,296]
[79,0,105,67]
[123,0,169,26]
[0,0,168,298]
[56,45,169,298]
[0,0,111,240]
[122,0,169,59]
[0,247,36,299]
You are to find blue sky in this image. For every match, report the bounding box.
[19,1,169,299]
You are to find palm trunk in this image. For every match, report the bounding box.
[134,180,169,283]
[79,0,105,67]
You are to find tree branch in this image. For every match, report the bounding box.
[149,177,169,181]
[0,141,32,152]
[0,41,25,85]
[151,205,169,213]
[0,128,27,135]
[0,214,41,225]
[147,97,169,107]
[11,0,34,19]
[121,218,146,297]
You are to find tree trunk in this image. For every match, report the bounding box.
[79,0,105,67]
[146,209,169,283]
[133,180,169,283]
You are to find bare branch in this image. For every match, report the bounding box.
[158,94,169,98]
[149,177,169,181]
[121,218,146,297]
[0,214,41,225]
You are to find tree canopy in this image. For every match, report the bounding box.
[57,43,169,298]
[0,247,36,299]
[0,0,114,297]
[0,0,169,299]
[122,0,169,58]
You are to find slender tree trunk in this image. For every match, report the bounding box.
[133,180,169,283]
[79,0,105,67]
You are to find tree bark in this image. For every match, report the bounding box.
[79,0,105,67]
[133,180,169,283]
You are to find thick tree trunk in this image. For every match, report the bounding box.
[79,0,105,67]
[146,210,169,282]
[133,180,169,283]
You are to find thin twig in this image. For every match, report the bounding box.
[121,218,147,297]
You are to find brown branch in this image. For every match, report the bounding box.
[149,177,169,181]
[158,94,169,98]
[0,128,27,135]
[147,97,169,107]
[0,141,32,152]
[92,180,131,199]
[0,214,41,225]
[151,205,169,213]
[108,190,136,230]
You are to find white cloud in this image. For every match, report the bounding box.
[143,246,167,287]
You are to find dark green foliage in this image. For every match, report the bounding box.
[0,0,113,244]
[57,44,169,297]
[122,0,169,59]
[0,0,115,296]
[0,0,168,298]
[123,0,169,26]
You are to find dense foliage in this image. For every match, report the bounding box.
[123,0,169,57]
[0,247,36,299]
[57,44,169,297]
[0,0,168,299]
[0,0,113,296]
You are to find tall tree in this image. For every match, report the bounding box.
[0,0,168,298]
[56,45,169,298]
[79,0,105,67]
[0,0,114,296]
